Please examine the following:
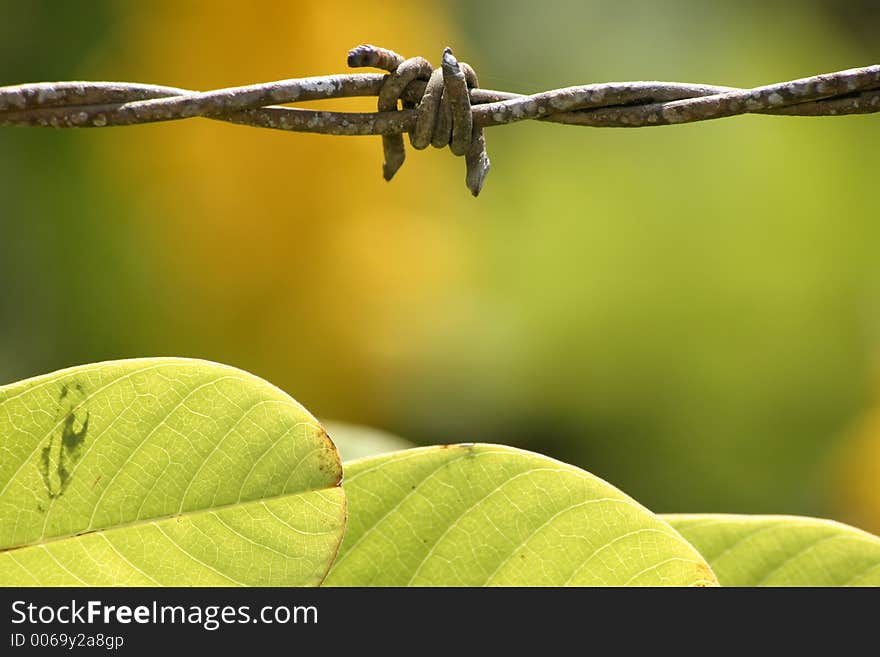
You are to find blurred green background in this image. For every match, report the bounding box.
[3,1,880,530]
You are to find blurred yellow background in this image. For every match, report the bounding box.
[2,0,880,530]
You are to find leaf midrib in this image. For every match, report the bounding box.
[0,481,341,554]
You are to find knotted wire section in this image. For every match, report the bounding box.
[1,44,879,196]
[348,45,490,195]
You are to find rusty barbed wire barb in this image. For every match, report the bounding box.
[343,44,489,194]
[1,44,878,196]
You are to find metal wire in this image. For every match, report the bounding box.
[2,44,878,196]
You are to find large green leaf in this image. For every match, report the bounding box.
[0,358,345,586]
[664,514,880,586]
[322,421,414,462]
[324,444,716,586]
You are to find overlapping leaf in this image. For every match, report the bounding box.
[665,514,880,586]
[325,444,716,586]
[0,358,345,586]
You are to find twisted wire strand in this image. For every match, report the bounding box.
[1,44,878,195]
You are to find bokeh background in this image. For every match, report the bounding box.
[2,0,880,530]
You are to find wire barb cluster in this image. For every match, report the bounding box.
[1,44,878,196]
[347,45,489,195]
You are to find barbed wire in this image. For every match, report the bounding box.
[2,44,878,196]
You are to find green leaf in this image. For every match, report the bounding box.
[322,421,414,462]
[324,444,716,586]
[0,358,345,586]
[664,514,880,586]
